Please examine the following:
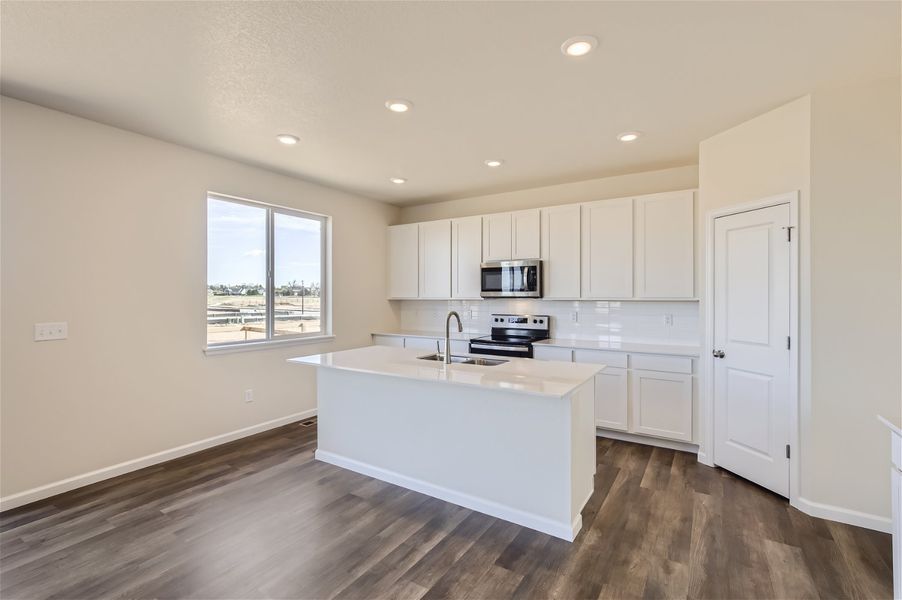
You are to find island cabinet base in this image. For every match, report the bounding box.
[313,368,596,541]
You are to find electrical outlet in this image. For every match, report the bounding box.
[570,311,579,323]
[34,322,68,341]
[244,389,254,403]
[664,314,674,326]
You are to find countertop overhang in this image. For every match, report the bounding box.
[289,345,602,398]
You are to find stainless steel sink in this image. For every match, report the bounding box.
[417,354,508,366]
[417,353,471,363]
[463,357,508,366]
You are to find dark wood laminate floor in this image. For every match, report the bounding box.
[0,420,893,600]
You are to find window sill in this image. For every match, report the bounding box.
[204,335,335,356]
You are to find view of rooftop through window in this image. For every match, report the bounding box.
[207,196,324,345]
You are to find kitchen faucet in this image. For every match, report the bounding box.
[444,311,463,364]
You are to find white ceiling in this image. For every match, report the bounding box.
[2,2,898,205]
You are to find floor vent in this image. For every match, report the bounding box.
[299,418,317,428]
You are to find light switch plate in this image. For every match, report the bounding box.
[34,322,68,341]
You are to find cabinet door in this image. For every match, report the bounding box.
[541,204,581,298]
[634,191,695,298]
[512,209,541,259]
[388,224,419,298]
[629,369,693,441]
[451,216,483,299]
[482,213,512,261]
[418,220,451,298]
[581,198,633,298]
[595,367,629,431]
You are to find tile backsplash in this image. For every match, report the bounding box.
[398,299,699,345]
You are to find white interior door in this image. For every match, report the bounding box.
[713,203,791,497]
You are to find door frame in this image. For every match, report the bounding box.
[702,191,800,503]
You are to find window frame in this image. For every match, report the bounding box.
[205,192,332,353]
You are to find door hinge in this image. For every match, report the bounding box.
[785,444,791,459]
[786,336,791,350]
[783,226,795,242]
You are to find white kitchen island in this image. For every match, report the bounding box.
[289,345,603,541]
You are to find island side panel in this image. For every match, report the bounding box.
[569,379,597,525]
[315,367,575,539]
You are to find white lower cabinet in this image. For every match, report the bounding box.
[629,369,693,442]
[594,367,629,432]
[534,346,696,444]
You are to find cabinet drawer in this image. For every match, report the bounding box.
[372,334,404,348]
[573,349,628,369]
[630,354,692,374]
[533,346,573,362]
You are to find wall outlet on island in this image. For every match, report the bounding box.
[244,389,254,403]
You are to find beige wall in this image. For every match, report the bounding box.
[697,96,813,488]
[398,165,698,223]
[699,80,902,523]
[808,78,901,518]
[0,97,401,498]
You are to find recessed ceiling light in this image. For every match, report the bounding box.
[484,159,504,168]
[385,99,413,113]
[617,131,642,142]
[276,134,300,145]
[561,35,597,57]
[389,177,407,184]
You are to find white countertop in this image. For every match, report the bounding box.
[372,330,473,341]
[372,331,700,357]
[289,345,602,398]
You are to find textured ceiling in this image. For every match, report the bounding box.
[1,1,899,205]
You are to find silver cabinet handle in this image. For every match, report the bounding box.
[712,349,726,359]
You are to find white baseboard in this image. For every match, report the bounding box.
[794,496,892,534]
[696,450,715,467]
[315,449,581,541]
[0,409,316,513]
[596,428,700,454]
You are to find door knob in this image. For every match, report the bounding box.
[712,349,726,359]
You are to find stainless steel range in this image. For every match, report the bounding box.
[468,313,550,359]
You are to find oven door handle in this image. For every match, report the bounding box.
[470,343,530,353]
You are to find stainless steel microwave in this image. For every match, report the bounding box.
[480,260,542,298]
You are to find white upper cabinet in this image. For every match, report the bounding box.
[482,209,541,261]
[388,224,419,298]
[634,191,695,298]
[541,204,581,298]
[451,216,483,299]
[581,197,634,299]
[418,220,451,298]
[390,189,696,301]
[511,209,541,259]
[482,213,513,261]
